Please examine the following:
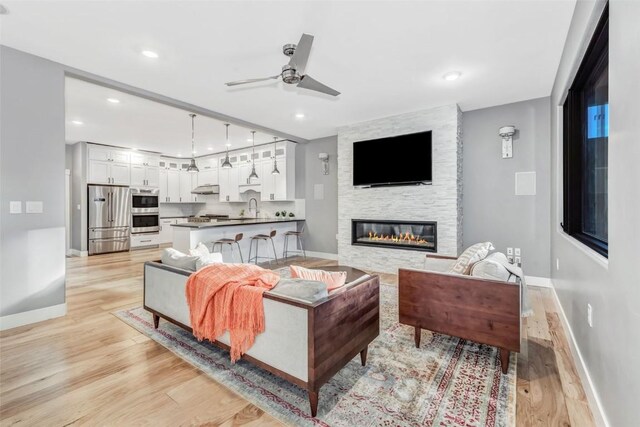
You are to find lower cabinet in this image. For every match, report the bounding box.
[131,233,160,248]
[159,218,177,244]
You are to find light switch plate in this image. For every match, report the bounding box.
[515,248,521,256]
[26,201,43,214]
[10,201,22,214]
[507,247,513,255]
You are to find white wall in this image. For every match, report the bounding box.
[463,97,551,277]
[550,1,640,425]
[0,46,66,322]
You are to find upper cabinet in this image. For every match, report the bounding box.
[259,142,296,201]
[88,144,132,185]
[88,145,131,164]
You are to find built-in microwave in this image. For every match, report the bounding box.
[131,187,159,214]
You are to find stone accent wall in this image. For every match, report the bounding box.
[337,104,463,273]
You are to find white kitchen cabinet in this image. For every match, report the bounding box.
[159,169,168,201]
[179,171,201,203]
[197,156,218,186]
[131,153,160,167]
[89,145,130,164]
[167,170,180,202]
[88,159,131,185]
[259,142,295,200]
[131,164,159,187]
[159,218,177,244]
[218,154,241,202]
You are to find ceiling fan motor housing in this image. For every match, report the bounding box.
[281,65,301,84]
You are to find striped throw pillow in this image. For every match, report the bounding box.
[448,242,495,275]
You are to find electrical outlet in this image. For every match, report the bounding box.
[514,256,521,265]
[587,303,593,327]
[507,247,513,256]
[514,248,521,256]
[556,258,560,271]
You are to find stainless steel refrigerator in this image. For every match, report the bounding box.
[88,185,131,255]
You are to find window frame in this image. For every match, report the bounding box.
[562,3,609,258]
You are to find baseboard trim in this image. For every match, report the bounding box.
[525,275,554,288]
[69,249,88,257]
[551,286,610,427]
[0,303,67,331]
[304,251,339,261]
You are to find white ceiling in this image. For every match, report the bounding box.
[1,1,576,140]
[65,77,281,156]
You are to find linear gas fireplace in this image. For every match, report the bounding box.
[351,219,437,252]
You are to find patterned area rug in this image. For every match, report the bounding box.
[115,280,516,426]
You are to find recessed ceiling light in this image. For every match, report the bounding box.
[107,98,120,104]
[295,113,305,119]
[71,120,83,125]
[141,50,159,59]
[443,71,462,81]
[208,147,214,151]
[132,147,138,151]
[247,138,253,142]
[177,153,182,157]
[226,143,231,147]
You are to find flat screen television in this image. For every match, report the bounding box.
[352,130,432,187]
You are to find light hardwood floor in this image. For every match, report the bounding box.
[0,248,595,426]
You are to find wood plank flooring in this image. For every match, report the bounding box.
[0,247,595,426]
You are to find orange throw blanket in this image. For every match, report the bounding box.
[185,263,280,362]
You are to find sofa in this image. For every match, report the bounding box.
[398,252,522,374]
[143,260,380,417]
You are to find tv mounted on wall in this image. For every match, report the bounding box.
[352,130,432,187]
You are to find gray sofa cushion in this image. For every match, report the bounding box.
[269,279,329,303]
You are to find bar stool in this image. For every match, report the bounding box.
[283,223,306,259]
[212,233,244,263]
[248,230,279,265]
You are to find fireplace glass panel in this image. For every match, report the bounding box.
[351,220,437,252]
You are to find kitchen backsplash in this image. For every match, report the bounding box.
[159,192,304,219]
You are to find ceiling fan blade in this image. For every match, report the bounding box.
[297,75,340,96]
[225,75,280,86]
[288,33,314,75]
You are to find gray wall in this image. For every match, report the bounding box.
[0,46,66,317]
[463,97,551,277]
[550,1,639,425]
[302,136,338,254]
[70,142,87,251]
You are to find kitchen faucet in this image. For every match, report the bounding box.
[248,198,259,218]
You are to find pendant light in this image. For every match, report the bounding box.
[187,114,199,173]
[248,130,259,182]
[221,123,232,169]
[271,137,280,175]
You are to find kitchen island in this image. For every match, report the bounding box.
[171,218,304,262]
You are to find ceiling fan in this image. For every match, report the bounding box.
[225,33,340,97]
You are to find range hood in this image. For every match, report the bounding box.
[191,184,220,195]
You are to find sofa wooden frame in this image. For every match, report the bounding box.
[143,261,380,417]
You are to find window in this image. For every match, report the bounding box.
[563,4,609,257]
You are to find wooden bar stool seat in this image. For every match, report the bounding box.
[248,230,278,265]
[212,233,244,263]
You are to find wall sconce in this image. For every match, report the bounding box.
[498,125,516,158]
[318,152,330,175]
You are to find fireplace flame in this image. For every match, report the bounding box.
[367,231,429,245]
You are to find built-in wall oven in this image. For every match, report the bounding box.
[131,188,160,248]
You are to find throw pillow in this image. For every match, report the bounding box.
[161,248,199,271]
[448,242,495,275]
[269,279,329,303]
[290,265,347,291]
[189,242,210,258]
[195,252,224,270]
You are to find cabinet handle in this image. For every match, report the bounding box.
[140,240,152,243]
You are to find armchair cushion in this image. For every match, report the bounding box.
[448,242,494,275]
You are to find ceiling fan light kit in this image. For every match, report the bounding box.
[225,33,340,97]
